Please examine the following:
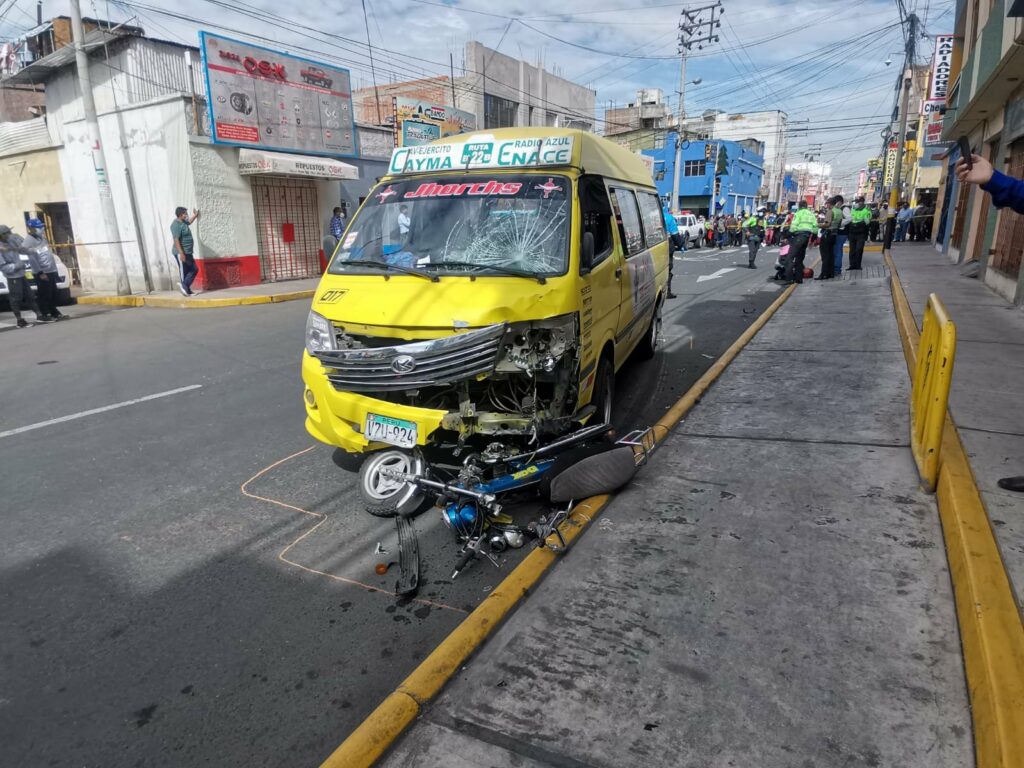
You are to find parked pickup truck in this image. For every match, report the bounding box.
[674,213,704,248]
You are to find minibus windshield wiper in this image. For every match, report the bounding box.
[335,259,438,282]
[422,260,547,284]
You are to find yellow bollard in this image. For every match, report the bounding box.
[910,293,956,491]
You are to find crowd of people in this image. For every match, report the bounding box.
[664,194,940,286]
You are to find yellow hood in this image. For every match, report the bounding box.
[312,274,578,337]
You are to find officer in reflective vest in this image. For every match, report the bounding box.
[848,197,872,271]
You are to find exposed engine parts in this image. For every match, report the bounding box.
[317,316,581,442]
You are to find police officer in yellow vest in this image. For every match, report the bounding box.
[848,196,872,271]
[742,210,765,269]
[786,200,818,284]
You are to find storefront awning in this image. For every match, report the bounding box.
[238,149,359,180]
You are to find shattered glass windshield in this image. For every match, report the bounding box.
[329,174,570,278]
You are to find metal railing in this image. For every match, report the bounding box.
[910,293,957,491]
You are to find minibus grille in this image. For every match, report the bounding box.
[315,323,507,392]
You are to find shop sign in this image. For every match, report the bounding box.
[388,135,575,175]
[929,35,955,101]
[238,148,359,179]
[883,142,898,187]
[394,97,476,147]
[200,31,356,158]
[922,99,948,146]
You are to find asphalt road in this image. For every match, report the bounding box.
[0,241,785,768]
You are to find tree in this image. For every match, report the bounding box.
[715,144,729,176]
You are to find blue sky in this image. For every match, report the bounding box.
[1,0,956,189]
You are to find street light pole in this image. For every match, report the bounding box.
[70,0,131,295]
[671,2,722,214]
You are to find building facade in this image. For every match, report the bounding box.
[352,42,596,136]
[642,133,765,216]
[681,109,787,207]
[1,24,392,294]
[603,88,672,137]
[934,1,1024,304]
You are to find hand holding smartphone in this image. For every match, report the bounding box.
[958,136,973,169]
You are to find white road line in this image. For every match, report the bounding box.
[0,385,203,439]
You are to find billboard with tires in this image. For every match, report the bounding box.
[199,32,357,157]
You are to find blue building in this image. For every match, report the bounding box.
[642,133,765,216]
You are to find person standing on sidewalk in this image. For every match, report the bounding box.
[895,202,912,242]
[847,197,871,271]
[868,204,881,242]
[785,200,817,284]
[816,197,840,280]
[171,207,200,297]
[329,206,346,239]
[0,225,51,328]
[22,218,67,320]
[954,155,1024,492]
[832,195,850,277]
[743,210,764,268]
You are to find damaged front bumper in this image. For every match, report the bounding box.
[303,316,581,453]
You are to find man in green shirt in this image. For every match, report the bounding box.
[171,206,200,296]
[786,200,817,284]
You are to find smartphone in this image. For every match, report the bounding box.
[958,136,973,169]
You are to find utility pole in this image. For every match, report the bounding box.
[883,12,918,248]
[70,0,131,295]
[671,2,722,213]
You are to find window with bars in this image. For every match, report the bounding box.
[684,160,707,177]
[989,139,1024,279]
[485,93,518,129]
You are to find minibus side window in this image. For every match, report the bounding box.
[637,192,667,249]
[579,175,614,270]
[611,188,645,258]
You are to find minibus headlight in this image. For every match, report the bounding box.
[305,310,336,355]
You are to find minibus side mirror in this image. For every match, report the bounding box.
[581,232,595,273]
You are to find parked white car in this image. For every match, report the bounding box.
[674,213,704,248]
[0,252,72,306]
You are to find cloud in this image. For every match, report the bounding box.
[34,0,955,181]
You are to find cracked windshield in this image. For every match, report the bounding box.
[329,175,570,277]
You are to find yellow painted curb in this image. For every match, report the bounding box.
[142,295,273,309]
[269,289,316,303]
[74,290,314,309]
[75,295,144,307]
[319,279,801,768]
[886,251,1024,768]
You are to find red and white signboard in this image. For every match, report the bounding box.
[200,32,356,157]
[922,99,947,146]
[929,35,955,101]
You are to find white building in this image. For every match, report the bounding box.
[2,24,390,294]
[682,109,788,206]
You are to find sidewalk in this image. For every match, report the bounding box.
[378,250,974,767]
[74,277,318,309]
[889,243,1024,611]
